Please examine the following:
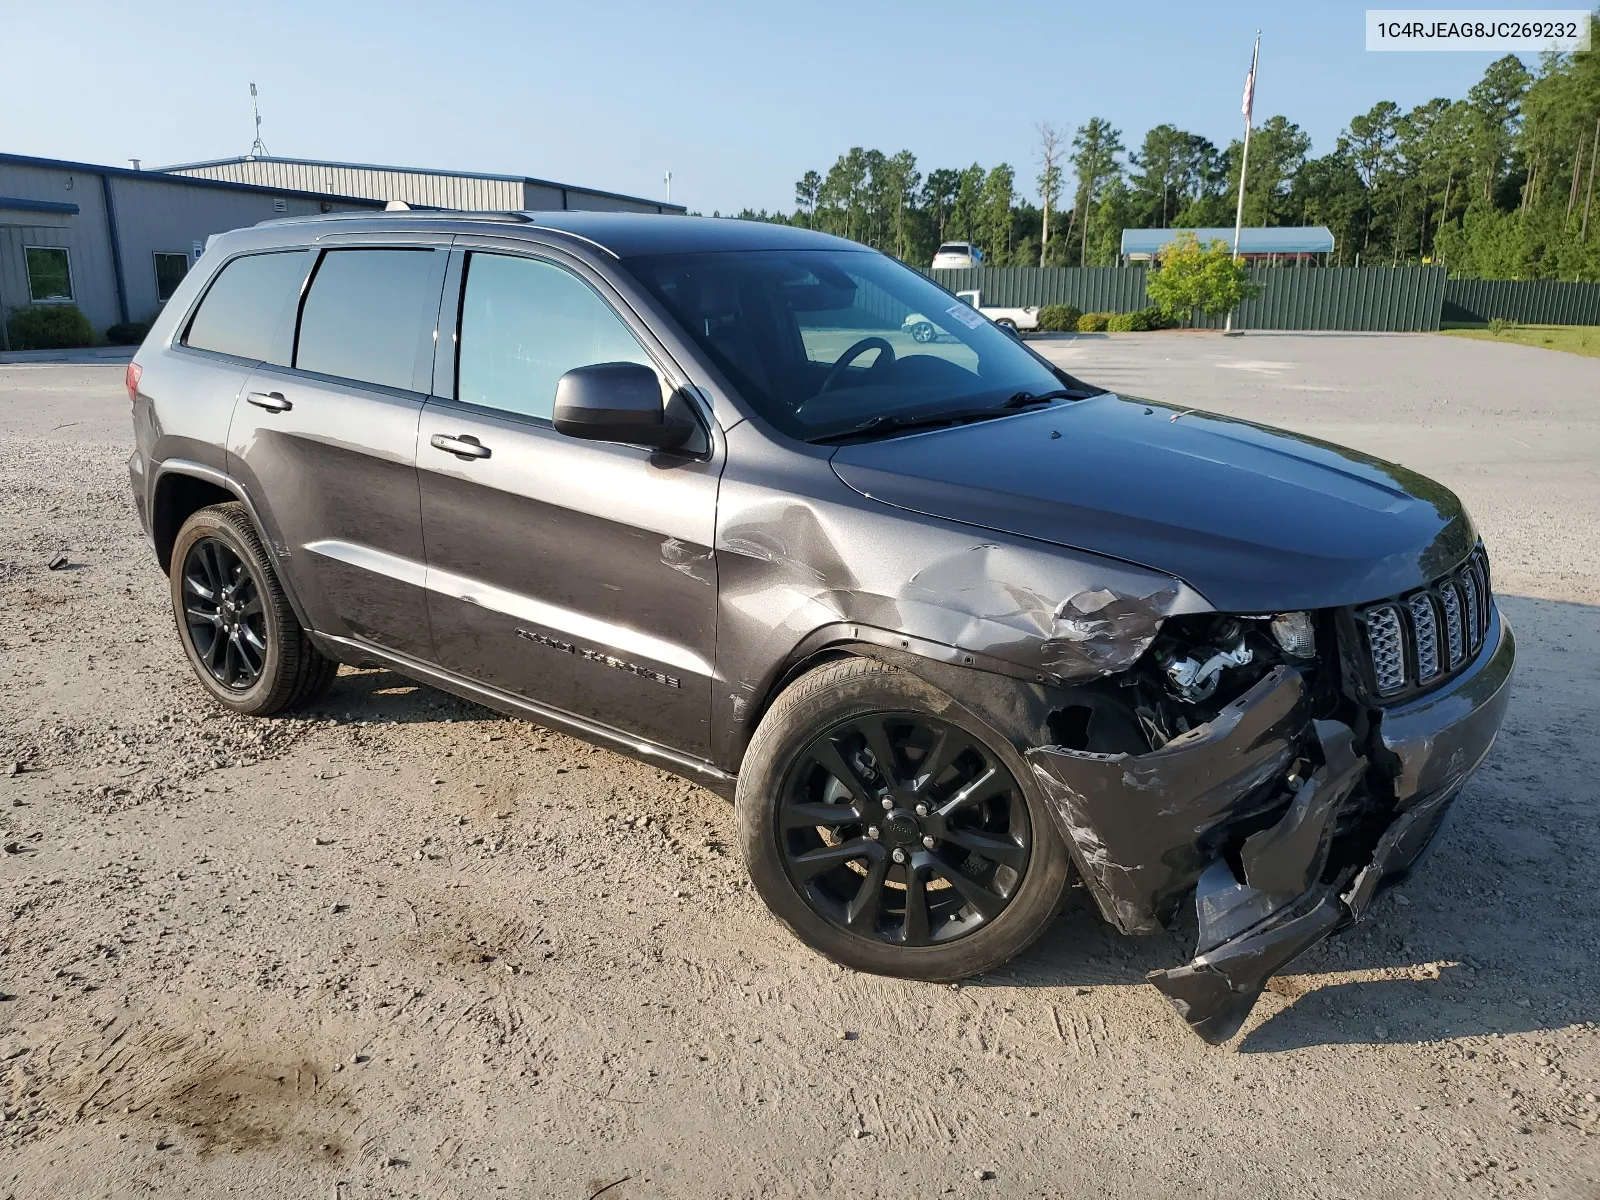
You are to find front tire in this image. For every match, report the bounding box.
[736,658,1071,981]
[169,503,337,716]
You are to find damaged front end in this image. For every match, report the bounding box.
[1027,596,1515,1044]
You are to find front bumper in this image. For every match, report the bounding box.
[1028,607,1515,1043]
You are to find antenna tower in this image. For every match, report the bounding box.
[249,82,271,158]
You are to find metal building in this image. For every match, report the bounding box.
[159,156,683,216]
[1,151,381,343]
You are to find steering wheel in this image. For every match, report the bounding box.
[818,337,895,393]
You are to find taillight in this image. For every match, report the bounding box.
[125,361,143,404]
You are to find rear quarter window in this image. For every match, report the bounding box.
[183,250,313,364]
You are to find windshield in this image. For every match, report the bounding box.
[936,244,970,255]
[622,249,1069,441]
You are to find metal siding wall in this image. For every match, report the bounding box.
[107,176,370,324]
[565,189,663,214]
[1442,279,1600,325]
[170,162,523,209]
[523,183,566,211]
[0,162,122,335]
[926,266,1446,331]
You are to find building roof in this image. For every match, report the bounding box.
[0,151,384,208]
[1120,226,1336,256]
[157,155,686,214]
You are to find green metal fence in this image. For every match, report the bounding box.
[928,266,1448,331]
[1198,266,1446,331]
[1442,279,1600,325]
[928,267,1150,312]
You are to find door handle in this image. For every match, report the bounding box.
[430,433,491,460]
[246,391,292,413]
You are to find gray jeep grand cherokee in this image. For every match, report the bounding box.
[127,212,1513,1042]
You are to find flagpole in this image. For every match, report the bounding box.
[1227,31,1260,333]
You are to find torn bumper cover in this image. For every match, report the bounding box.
[1027,608,1514,1043]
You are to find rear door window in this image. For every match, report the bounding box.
[183,250,312,364]
[455,251,653,421]
[295,249,442,392]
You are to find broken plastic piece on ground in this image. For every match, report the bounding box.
[47,554,69,570]
[1148,895,1345,1044]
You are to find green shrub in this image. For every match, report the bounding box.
[1487,316,1519,334]
[1106,312,1136,332]
[1076,311,1110,332]
[7,304,94,351]
[1126,307,1171,332]
[1036,304,1082,332]
[106,322,152,345]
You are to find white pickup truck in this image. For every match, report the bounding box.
[901,290,1039,341]
[957,289,1040,331]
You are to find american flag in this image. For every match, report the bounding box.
[1241,38,1259,121]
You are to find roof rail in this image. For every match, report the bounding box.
[254,209,536,228]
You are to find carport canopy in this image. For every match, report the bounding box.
[1121,226,1335,259]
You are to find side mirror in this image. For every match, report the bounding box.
[552,362,690,450]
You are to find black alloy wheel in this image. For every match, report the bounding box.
[180,536,268,690]
[777,711,1031,947]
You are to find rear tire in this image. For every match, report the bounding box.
[169,503,338,716]
[736,658,1071,981]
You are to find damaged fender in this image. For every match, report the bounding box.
[708,422,1209,770]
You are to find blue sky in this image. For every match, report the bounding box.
[9,0,1536,213]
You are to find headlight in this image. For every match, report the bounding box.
[1269,611,1317,658]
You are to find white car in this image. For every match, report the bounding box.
[930,241,984,270]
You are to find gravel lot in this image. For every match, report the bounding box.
[1,332,1598,1198]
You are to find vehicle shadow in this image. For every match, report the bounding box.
[302,665,500,727]
[977,593,1600,1051]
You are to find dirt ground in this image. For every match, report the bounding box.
[1,332,1598,1199]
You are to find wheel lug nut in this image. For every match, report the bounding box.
[922,835,935,849]
[881,797,894,811]
[891,848,907,864]
[866,826,879,840]
[914,803,929,817]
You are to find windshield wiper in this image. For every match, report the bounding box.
[1001,388,1078,407]
[812,390,1071,444]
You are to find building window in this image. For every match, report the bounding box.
[154,253,190,303]
[25,247,73,303]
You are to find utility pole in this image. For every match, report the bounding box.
[1226,32,1259,333]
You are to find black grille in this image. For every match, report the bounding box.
[1354,547,1492,701]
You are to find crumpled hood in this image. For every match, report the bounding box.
[829,394,1476,612]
